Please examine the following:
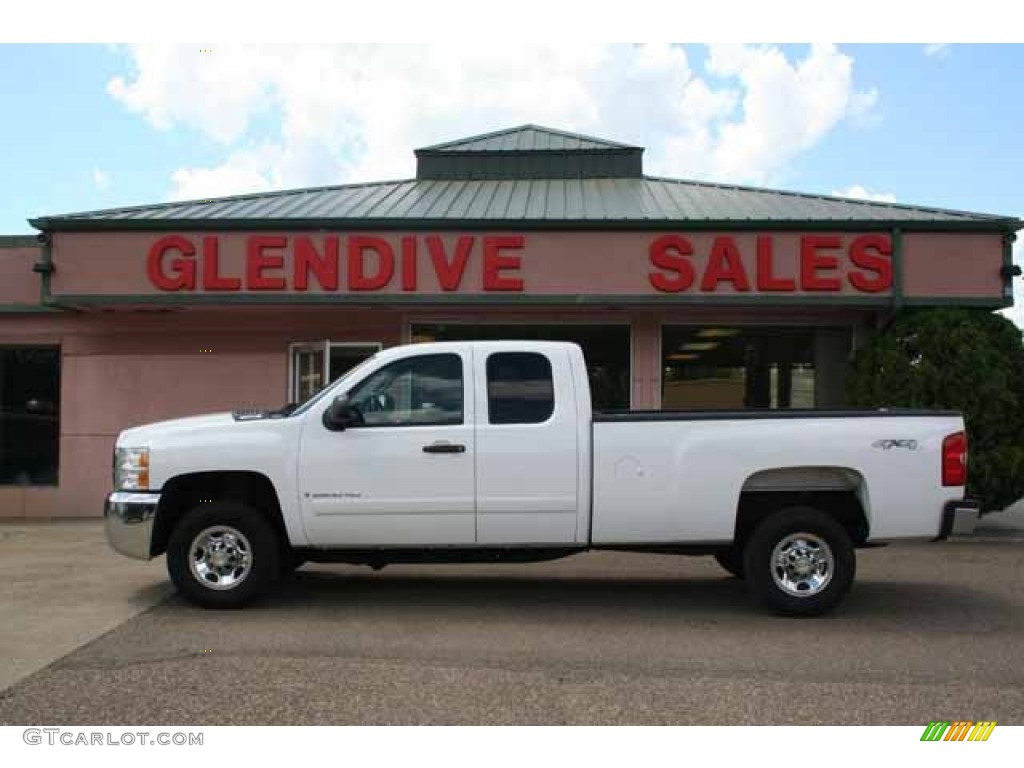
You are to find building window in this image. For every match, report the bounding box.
[346,353,464,427]
[411,323,630,410]
[0,347,60,486]
[661,327,849,410]
[486,352,555,424]
[289,342,381,403]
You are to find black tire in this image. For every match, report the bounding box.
[166,500,282,609]
[742,506,855,616]
[713,548,745,578]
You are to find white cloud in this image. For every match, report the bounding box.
[92,168,111,191]
[659,44,877,184]
[831,185,897,203]
[106,44,878,200]
[108,44,274,145]
[924,44,951,57]
[170,145,279,201]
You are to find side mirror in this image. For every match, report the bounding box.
[323,395,363,431]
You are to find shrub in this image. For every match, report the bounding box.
[847,308,1024,512]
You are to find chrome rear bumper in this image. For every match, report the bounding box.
[104,491,161,560]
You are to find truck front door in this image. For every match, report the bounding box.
[298,349,476,546]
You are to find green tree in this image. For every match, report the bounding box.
[847,308,1024,512]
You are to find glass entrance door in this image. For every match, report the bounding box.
[289,342,381,403]
[291,342,327,404]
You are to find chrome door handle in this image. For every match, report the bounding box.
[422,442,466,454]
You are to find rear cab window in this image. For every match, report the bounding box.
[486,352,555,424]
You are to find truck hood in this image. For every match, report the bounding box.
[116,412,238,447]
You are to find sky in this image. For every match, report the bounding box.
[1,43,1021,320]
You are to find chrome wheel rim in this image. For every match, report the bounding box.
[770,532,834,597]
[189,526,252,591]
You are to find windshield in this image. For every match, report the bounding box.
[288,352,381,417]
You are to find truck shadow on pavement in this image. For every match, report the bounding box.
[125,581,176,609]
[212,568,1023,629]
[277,570,754,616]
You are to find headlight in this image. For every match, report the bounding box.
[114,447,150,490]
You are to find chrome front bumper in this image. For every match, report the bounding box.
[104,491,161,560]
[935,498,981,540]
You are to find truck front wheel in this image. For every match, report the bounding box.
[166,501,282,609]
[742,506,855,616]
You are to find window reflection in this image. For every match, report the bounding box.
[662,327,829,410]
[1,347,60,485]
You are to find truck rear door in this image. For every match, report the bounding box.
[472,343,580,545]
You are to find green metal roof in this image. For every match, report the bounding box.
[29,124,1022,232]
[31,176,1020,231]
[415,124,643,179]
[0,235,39,247]
[416,124,639,153]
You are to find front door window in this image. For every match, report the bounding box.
[346,353,464,427]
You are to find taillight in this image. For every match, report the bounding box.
[942,431,968,487]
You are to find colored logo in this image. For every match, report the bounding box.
[920,721,996,741]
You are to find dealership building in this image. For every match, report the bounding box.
[0,124,1020,517]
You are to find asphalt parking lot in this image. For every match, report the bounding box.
[1,520,1023,725]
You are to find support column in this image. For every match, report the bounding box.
[814,329,852,408]
[630,313,662,409]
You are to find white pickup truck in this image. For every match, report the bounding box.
[106,340,978,615]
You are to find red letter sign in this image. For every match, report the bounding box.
[147,235,196,291]
[701,236,751,292]
[848,234,893,293]
[648,235,696,292]
[755,235,796,291]
[294,236,339,291]
[483,236,524,291]
[428,235,474,291]
[348,236,395,291]
[800,235,842,292]
[201,236,241,291]
[247,235,288,291]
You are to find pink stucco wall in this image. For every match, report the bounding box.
[902,232,1005,297]
[0,245,42,305]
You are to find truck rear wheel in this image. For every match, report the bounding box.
[166,501,281,609]
[742,506,855,616]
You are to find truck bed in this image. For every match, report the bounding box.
[590,409,965,545]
